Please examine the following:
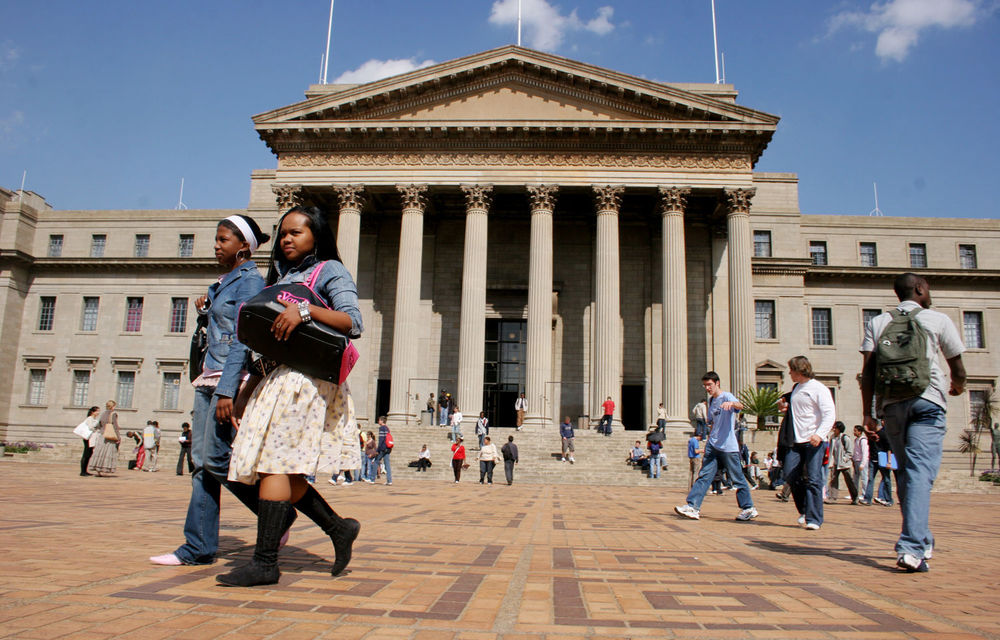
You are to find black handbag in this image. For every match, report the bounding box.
[236,261,356,384]
[188,312,209,382]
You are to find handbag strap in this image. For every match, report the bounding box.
[305,260,328,289]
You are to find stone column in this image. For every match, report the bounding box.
[333,184,365,279]
[271,184,304,213]
[456,184,492,429]
[592,185,624,428]
[725,188,756,395]
[387,184,428,426]
[524,185,558,429]
[659,186,691,430]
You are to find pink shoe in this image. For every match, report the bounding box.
[149,553,183,566]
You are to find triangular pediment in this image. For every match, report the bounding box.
[254,45,779,128]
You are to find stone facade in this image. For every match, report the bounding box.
[1,46,997,468]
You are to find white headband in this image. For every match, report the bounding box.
[224,215,258,253]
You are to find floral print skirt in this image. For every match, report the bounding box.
[229,365,360,484]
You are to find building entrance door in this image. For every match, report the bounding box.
[482,319,526,429]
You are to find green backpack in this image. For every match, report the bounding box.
[874,308,931,401]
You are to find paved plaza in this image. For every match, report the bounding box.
[2,460,999,640]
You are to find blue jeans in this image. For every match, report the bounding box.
[882,397,946,559]
[649,453,662,478]
[598,414,612,435]
[374,450,392,483]
[174,386,261,564]
[782,442,825,526]
[361,455,375,481]
[863,459,894,504]
[685,444,754,510]
[451,424,462,443]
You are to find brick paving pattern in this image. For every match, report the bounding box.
[2,461,999,639]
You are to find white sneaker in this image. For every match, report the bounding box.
[343,481,353,486]
[328,478,338,485]
[561,457,566,462]
[674,504,700,520]
[797,515,806,526]
[925,544,934,560]
[736,507,758,521]
[805,522,821,530]
[568,457,575,464]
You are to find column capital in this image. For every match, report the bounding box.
[723,187,756,216]
[460,184,493,210]
[396,184,428,210]
[592,185,625,212]
[527,184,559,211]
[272,184,304,213]
[333,184,366,210]
[658,186,691,214]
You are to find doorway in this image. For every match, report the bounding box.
[483,319,526,428]
[621,384,645,430]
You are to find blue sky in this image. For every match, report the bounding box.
[2,0,997,218]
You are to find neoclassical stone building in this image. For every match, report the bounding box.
[2,46,997,458]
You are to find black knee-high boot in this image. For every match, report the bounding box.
[217,499,289,587]
[294,484,360,576]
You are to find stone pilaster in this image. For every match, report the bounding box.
[387,184,428,426]
[524,185,558,429]
[456,184,492,429]
[659,186,691,431]
[724,187,756,395]
[333,184,365,279]
[592,185,624,427]
[271,184,304,213]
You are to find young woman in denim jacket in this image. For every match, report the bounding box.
[221,206,363,587]
[150,214,296,566]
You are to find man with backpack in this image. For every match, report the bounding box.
[861,273,965,573]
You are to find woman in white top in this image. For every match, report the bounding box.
[450,406,464,444]
[477,436,502,484]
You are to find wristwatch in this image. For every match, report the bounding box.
[297,301,312,324]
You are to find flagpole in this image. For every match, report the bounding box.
[322,0,334,83]
[711,0,720,84]
[517,0,522,46]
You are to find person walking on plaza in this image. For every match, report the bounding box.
[828,421,858,503]
[142,421,161,472]
[598,397,615,436]
[692,400,708,438]
[560,416,575,463]
[477,436,501,484]
[687,433,702,488]
[451,437,467,483]
[150,214,295,568]
[88,400,121,477]
[176,422,194,475]
[501,435,518,485]
[475,411,489,448]
[217,206,365,587]
[362,430,377,482]
[374,416,393,486]
[74,406,100,476]
[514,393,527,430]
[674,372,757,521]
[851,425,869,497]
[777,356,835,530]
[862,427,895,506]
[861,273,965,573]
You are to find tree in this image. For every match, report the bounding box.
[965,386,999,475]
[738,386,783,431]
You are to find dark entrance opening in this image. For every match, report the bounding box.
[375,379,391,421]
[483,319,526,429]
[621,384,645,430]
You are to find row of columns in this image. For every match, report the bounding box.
[274,183,756,429]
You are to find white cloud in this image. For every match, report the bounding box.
[0,40,20,72]
[333,58,436,84]
[0,110,25,140]
[829,0,991,62]
[489,0,616,51]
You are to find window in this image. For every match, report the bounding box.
[859,242,878,267]
[178,234,194,258]
[134,234,150,257]
[124,297,144,332]
[812,308,832,345]
[37,297,56,331]
[908,243,927,268]
[71,370,91,406]
[863,308,882,330]
[80,297,99,331]
[47,234,64,257]
[169,298,188,333]
[753,230,772,258]
[160,372,181,410]
[90,234,106,258]
[116,371,136,409]
[755,300,776,339]
[959,244,978,269]
[809,241,828,266]
[964,311,984,349]
[27,369,47,405]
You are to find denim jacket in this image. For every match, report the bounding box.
[273,256,363,338]
[202,260,266,398]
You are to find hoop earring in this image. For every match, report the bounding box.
[235,249,250,262]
